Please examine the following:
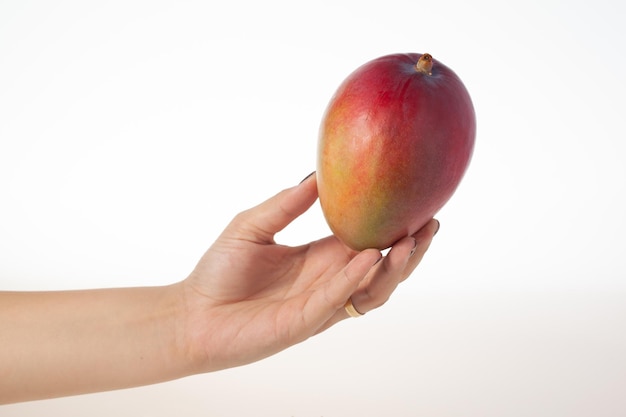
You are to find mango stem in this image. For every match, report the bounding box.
[415,53,433,75]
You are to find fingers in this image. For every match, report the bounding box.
[349,218,440,316]
[300,248,382,332]
[310,220,438,334]
[403,218,440,277]
[228,172,318,243]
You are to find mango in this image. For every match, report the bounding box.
[317,53,476,250]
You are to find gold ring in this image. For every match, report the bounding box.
[344,298,364,318]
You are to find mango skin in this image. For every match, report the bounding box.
[317,53,475,251]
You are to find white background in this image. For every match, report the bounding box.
[1,0,625,416]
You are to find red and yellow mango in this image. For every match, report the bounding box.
[317,53,476,250]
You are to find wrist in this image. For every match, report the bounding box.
[159,282,207,378]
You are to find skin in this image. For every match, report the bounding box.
[0,173,439,404]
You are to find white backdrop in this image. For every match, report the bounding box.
[2,1,625,416]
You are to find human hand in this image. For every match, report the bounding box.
[0,172,437,404]
[180,173,439,372]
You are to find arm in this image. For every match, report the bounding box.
[0,284,189,403]
[0,173,439,404]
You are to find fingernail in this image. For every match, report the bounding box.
[299,171,315,184]
[433,219,441,236]
[409,237,418,257]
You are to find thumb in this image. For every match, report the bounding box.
[226,172,318,243]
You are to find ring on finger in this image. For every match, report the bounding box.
[344,297,364,318]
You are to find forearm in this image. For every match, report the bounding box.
[0,283,193,404]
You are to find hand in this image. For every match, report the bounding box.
[181,173,439,372]
[0,172,438,404]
